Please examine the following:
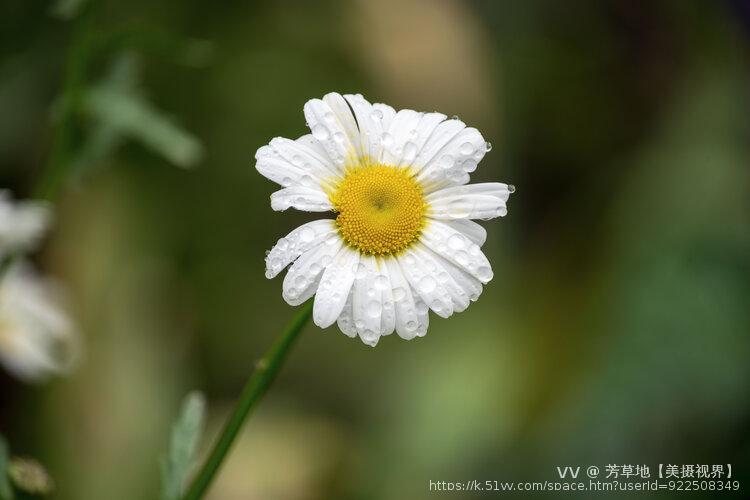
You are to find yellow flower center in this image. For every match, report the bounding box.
[330,164,426,255]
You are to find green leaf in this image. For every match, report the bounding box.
[84,84,204,169]
[0,435,13,500]
[161,391,207,500]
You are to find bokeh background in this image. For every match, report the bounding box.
[1,0,749,499]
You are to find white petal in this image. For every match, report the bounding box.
[349,256,396,346]
[351,256,383,346]
[270,187,332,212]
[0,264,78,383]
[414,296,430,337]
[343,94,389,164]
[303,97,359,172]
[322,93,363,158]
[282,237,343,305]
[336,291,357,338]
[0,191,51,258]
[410,245,470,313]
[384,258,421,340]
[375,257,396,337]
[434,251,483,303]
[420,221,494,284]
[380,109,423,166]
[397,247,454,318]
[440,219,487,246]
[296,134,332,161]
[410,118,466,170]
[265,220,338,278]
[396,112,448,168]
[416,127,489,193]
[313,245,360,328]
[426,183,512,220]
[372,103,396,131]
[270,137,339,185]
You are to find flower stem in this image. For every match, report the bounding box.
[182,300,314,500]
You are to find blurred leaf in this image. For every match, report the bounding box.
[51,0,90,20]
[0,436,13,500]
[161,391,206,500]
[82,53,203,169]
[84,84,203,168]
[70,54,139,178]
[7,458,53,496]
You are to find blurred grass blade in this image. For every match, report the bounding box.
[0,436,13,500]
[161,391,206,500]
[85,85,204,168]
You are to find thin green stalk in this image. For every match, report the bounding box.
[0,4,95,281]
[182,301,314,500]
[34,4,94,202]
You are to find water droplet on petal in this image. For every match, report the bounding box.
[459,142,474,155]
[312,124,330,140]
[448,234,465,250]
[439,154,454,169]
[476,266,493,281]
[403,142,418,161]
[374,274,389,290]
[367,300,382,318]
[418,276,437,293]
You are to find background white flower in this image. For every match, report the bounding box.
[0,190,51,260]
[257,92,513,346]
[0,263,79,382]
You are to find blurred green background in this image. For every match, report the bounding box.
[1,0,749,499]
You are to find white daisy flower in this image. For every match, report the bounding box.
[256,93,513,346]
[0,190,51,259]
[0,263,79,382]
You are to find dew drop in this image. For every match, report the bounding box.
[439,154,454,169]
[392,287,406,301]
[418,276,437,293]
[485,141,493,152]
[455,251,470,266]
[461,159,478,173]
[448,234,465,250]
[459,142,474,155]
[312,124,330,140]
[355,262,367,278]
[403,142,418,161]
[447,199,472,218]
[380,132,394,147]
[476,266,493,281]
[367,300,382,318]
[299,227,316,243]
[374,274,389,290]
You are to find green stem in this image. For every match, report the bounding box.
[182,301,314,500]
[0,4,95,282]
[34,4,94,202]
